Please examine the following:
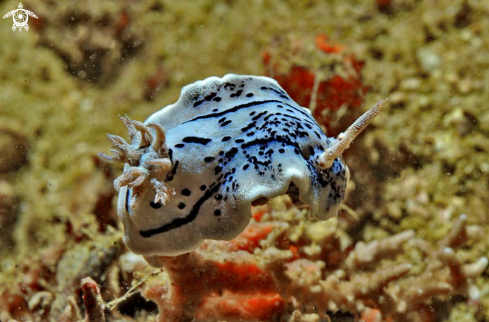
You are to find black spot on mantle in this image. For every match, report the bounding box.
[182,136,212,145]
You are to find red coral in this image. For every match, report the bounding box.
[200,294,286,321]
[315,34,345,54]
[81,277,106,322]
[145,252,286,322]
[116,11,130,32]
[263,34,370,136]
[138,203,488,322]
[139,205,293,322]
[251,206,268,222]
[0,290,29,321]
[227,223,276,253]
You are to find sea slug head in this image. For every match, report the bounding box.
[100,74,385,265]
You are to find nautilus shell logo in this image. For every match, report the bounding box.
[3,3,38,32]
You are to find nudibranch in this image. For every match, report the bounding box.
[100,74,386,264]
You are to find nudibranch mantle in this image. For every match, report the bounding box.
[100,74,385,263]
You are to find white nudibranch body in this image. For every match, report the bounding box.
[100,74,385,265]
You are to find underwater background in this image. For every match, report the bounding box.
[1,0,489,321]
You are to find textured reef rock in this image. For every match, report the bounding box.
[29,2,143,85]
[0,129,28,249]
[0,129,28,174]
[137,198,487,322]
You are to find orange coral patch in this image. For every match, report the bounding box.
[228,223,275,253]
[199,294,286,321]
[315,34,345,54]
[263,34,370,136]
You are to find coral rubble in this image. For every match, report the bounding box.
[138,199,487,322]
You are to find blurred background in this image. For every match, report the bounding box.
[1,0,489,321]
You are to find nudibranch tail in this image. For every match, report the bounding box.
[99,116,174,209]
[318,98,387,170]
